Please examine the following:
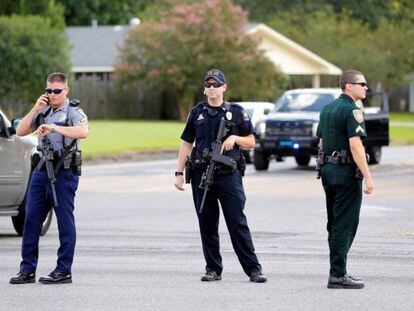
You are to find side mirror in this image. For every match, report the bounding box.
[12,117,22,129]
[264,108,270,115]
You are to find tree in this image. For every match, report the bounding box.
[55,0,151,26]
[234,0,414,29]
[0,0,66,29]
[266,8,414,90]
[0,15,71,108]
[114,0,285,120]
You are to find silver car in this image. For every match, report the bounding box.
[0,109,52,235]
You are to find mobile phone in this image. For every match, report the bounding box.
[44,94,50,105]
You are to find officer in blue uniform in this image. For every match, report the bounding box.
[10,72,88,284]
[174,69,267,283]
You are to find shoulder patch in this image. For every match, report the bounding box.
[352,109,364,124]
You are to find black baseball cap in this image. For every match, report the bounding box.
[204,68,226,83]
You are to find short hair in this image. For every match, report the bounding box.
[339,70,364,90]
[47,72,68,86]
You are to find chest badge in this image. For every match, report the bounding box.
[225,111,232,121]
[197,114,204,121]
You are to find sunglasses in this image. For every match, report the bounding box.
[348,82,368,87]
[45,88,64,94]
[204,82,223,88]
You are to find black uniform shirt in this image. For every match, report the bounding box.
[317,94,366,154]
[181,101,255,161]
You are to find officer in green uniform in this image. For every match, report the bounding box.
[317,70,374,289]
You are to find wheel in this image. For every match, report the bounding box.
[295,155,311,166]
[253,150,269,171]
[367,146,382,165]
[12,198,53,236]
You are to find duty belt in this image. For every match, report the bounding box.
[324,155,354,164]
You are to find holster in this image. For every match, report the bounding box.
[237,154,246,177]
[31,153,41,169]
[185,155,192,184]
[72,150,82,176]
[315,150,325,179]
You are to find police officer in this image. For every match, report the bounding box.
[174,69,266,283]
[10,72,88,284]
[317,70,374,289]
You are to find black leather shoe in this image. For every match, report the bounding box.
[38,271,72,284]
[201,271,222,282]
[345,274,363,282]
[327,275,364,289]
[9,271,36,284]
[249,272,267,283]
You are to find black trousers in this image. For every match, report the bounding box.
[321,164,362,277]
[191,170,261,276]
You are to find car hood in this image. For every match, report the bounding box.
[265,111,320,123]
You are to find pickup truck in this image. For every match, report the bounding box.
[253,88,389,170]
[0,108,53,235]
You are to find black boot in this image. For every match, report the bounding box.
[249,272,267,283]
[38,271,72,284]
[327,275,364,289]
[9,271,36,284]
[201,271,222,282]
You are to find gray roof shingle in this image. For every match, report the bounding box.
[66,25,131,71]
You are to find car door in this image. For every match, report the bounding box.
[0,112,24,207]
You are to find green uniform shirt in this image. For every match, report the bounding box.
[317,94,366,154]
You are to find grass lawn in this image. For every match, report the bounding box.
[81,118,413,159]
[82,120,184,159]
[390,126,414,145]
[390,112,414,122]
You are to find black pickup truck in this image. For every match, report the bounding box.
[253,88,389,170]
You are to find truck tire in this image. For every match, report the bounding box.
[253,150,269,171]
[12,198,53,236]
[367,146,382,165]
[295,155,311,166]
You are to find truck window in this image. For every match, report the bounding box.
[275,93,335,112]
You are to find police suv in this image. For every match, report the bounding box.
[253,88,389,170]
[0,109,52,235]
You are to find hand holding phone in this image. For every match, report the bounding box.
[33,94,49,112]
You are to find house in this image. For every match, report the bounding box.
[66,22,341,87]
[245,23,342,87]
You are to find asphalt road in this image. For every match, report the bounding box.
[0,146,413,311]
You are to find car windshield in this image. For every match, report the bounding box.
[275,93,335,112]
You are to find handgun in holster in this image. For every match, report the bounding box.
[315,150,325,179]
[72,150,82,176]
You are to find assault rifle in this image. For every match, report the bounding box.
[198,118,237,213]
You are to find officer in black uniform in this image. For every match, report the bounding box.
[174,69,266,283]
[10,72,88,284]
[317,70,374,289]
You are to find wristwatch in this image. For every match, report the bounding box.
[174,171,184,176]
[50,125,56,133]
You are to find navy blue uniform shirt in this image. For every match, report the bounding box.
[181,101,255,161]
